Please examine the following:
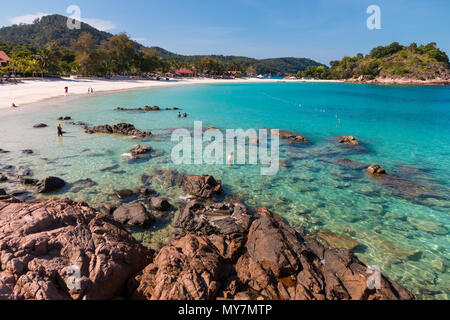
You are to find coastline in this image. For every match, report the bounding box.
[0,77,343,111]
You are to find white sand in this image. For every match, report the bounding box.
[0,77,342,110]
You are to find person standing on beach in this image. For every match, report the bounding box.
[64,87,69,95]
[57,123,63,137]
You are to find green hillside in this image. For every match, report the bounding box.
[0,15,324,75]
[298,42,450,81]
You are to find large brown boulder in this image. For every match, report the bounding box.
[0,198,152,300]
[182,175,223,198]
[113,203,155,229]
[235,208,415,300]
[129,234,225,300]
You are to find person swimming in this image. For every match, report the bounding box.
[57,123,63,137]
[227,152,234,165]
[183,113,188,118]
[178,112,181,118]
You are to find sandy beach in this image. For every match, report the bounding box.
[0,77,343,110]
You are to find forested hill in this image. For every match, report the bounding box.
[297,42,450,81]
[0,15,113,48]
[0,14,324,75]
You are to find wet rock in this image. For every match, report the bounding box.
[99,202,117,215]
[85,123,151,138]
[338,135,360,146]
[114,189,135,200]
[0,174,7,182]
[33,123,48,128]
[68,121,87,126]
[57,116,72,121]
[147,197,171,211]
[0,149,10,154]
[16,167,32,178]
[125,145,152,161]
[137,187,156,197]
[315,229,361,250]
[22,149,34,155]
[367,165,387,175]
[113,203,155,229]
[36,177,66,193]
[21,177,39,186]
[182,175,223,198]
[271,129,310,144]
[144,106,161,111]
[0,198,152,300]
[0,189,6,196]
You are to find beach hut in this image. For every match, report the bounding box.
[0,51,11,67]
[174,68,195,77]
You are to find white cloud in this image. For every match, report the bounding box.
[9,12,50,25]
[9,13,116,31]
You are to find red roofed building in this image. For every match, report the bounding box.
[0,51,11,67]
[174,68,195,76]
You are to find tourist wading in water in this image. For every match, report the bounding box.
[57,123,63,137]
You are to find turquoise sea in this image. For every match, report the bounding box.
[0,82,449,299]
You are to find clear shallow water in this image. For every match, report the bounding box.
[0,82,449,299]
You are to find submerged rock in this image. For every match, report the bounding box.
[315,229,361,250]
[182,175,223,198]
[36,176,66,193]
[21,149,34,155]
[33,123,48,128]
[113,203,155,229]
[57,116,72,121]
[406,216,447,235]
[0,198,152,300]
[0,149,10,154]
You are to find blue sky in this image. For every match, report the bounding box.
[1,0,449,64]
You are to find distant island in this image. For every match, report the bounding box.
[0,14,324,77]
[296,42,450,84]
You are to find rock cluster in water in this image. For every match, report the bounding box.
[0,173,417,300]
[84,123,152,138]
[115,106,180,112]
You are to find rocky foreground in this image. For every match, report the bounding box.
[0,174,416,300]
